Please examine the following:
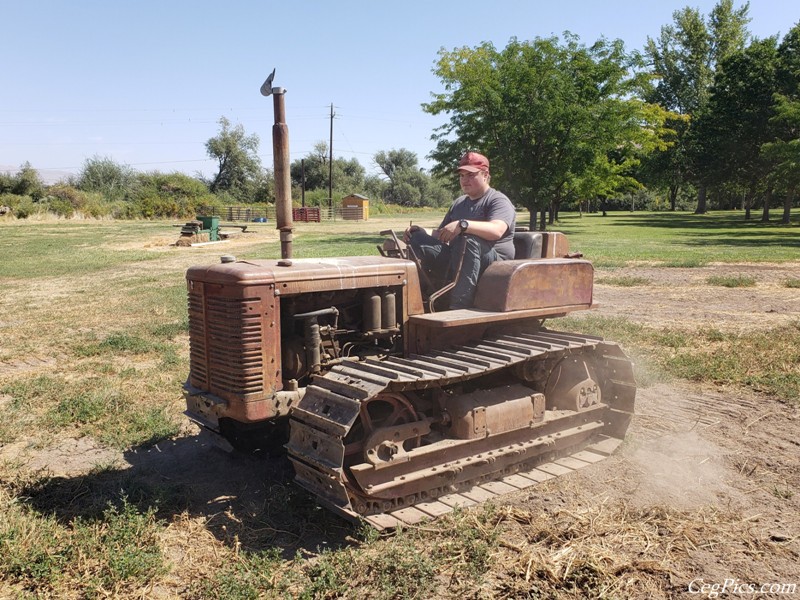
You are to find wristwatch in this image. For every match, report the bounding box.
[458,219,469,234]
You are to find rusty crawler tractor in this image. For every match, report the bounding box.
[183,72,636,528]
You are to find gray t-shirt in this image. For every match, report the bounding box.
[439,187,516,259]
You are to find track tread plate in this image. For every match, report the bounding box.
[365,513,403,529]
[438,493,477,508]
[502,473,539,489]
[537,462,574,477]
[314,373,379,399]
[415,500,453,518]
[518,468,555,483]
[408,354,475,375]
[571,450,607,464]
[385,356,448,377]
[344,360,403,380]
[390,506,431,525]
[585,436,623,456]
[331,365,393,387]
[481,480,519,496]
[462,486,497,503]
[424,352,485,371]
[364,358,423,379]
[474,340,536,357]
[555,456,593,470]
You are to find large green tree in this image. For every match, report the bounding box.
[642,0,751,211]
[762,95,800,224]
[204,117,263,202]
[694,37,780,220]
[1,162,45,201]
[374,148,451,207]
[290,141,366,204]
[761,23,800,224]
[424,34,668,228]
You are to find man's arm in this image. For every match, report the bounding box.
[403,224,443,243]
[437,218,507,243]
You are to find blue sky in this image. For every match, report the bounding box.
[1,0,795,182]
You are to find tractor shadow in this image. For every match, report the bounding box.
[10,431,357,556]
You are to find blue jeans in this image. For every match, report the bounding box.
[408,230,500,309]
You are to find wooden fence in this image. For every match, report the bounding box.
[224,205,366,222]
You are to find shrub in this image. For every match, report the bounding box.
[784,278,800,289]
[130,172,217,218]
[46,197,75,218]
[0,193,39,219]
[79,192,113,218]
[706,274,757,288]
[77,156,137,202]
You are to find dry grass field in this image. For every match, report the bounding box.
[0,214,798,599]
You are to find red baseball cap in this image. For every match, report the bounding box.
[457,151,490,173]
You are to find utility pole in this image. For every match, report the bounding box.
[328,103,334,211]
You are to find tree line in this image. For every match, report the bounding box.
[0,124,454,220]
[425,1,799,226]
[1,1,798,225]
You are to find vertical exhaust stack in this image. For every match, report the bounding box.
[261,69,293,259]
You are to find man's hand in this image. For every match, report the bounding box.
[403,224,421,243]
[437,220,462,243]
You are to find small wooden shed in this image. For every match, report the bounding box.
[341,194,369,220]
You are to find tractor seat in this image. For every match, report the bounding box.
[513,231,544,259]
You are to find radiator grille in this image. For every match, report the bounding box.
[188,288,267,398]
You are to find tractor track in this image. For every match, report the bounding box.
[286,329,636,528]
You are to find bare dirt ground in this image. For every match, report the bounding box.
[593,261,800,332]
[514,262,800,597]
[1,230,798,597]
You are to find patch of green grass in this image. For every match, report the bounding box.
[151,320,188,339]
[2,373,180,449]
[90,499,166,587]
[363,537,438,598]
[1,375,63,411]
[103,406,180,448]
[654,329,689,349]
[784,278,800,289]
[563,316,800,402]
[699,327,727,342]
[590,258,629,268]
[157,345,183,368]
[772,484,794,500]
[0,498,71,587]
[661,257,709,268]
[75,332,163,357]
[560,314,648,347]
[290,509,496,599]
[186,507,503,599]
[555,210,800,265]
[706,274,757,287]
[436,505,497,577]
[292,232,385,258]
[595,275,650,287]
[47,387,120,427]
[188,548,286,600]
[0,493,166,597]
[295,533,438,600]
[0,222,163,279]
